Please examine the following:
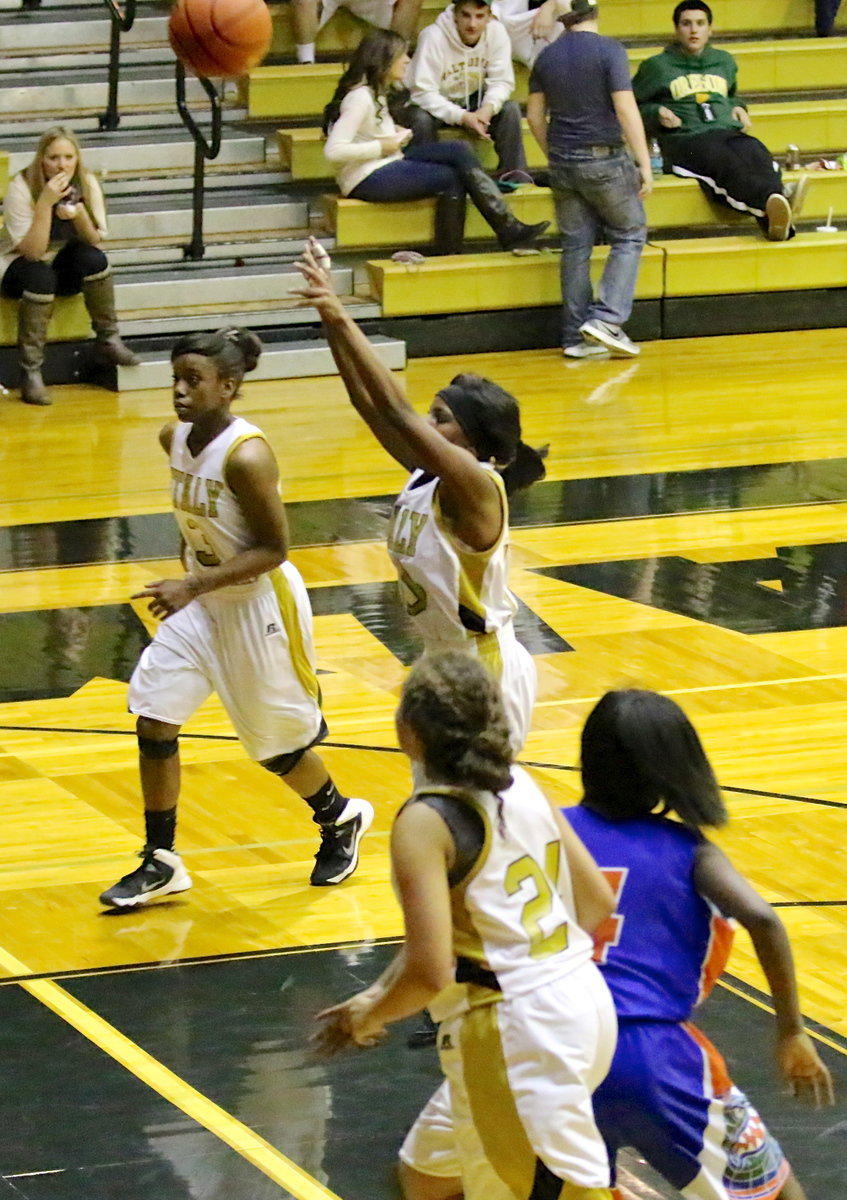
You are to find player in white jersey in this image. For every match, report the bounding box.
[314,652,617,1200]
[99,327,373,909]
[294,238,546,752]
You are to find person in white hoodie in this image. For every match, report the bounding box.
[405,0,527,175]
[491,0,570,68]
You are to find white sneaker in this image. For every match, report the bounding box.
[311,797,374,886]
[100,847,192,908]
[564,342,610,359]
[579,319,640,358]
[765,192,791,241]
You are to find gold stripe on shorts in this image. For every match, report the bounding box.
[269,567,321,704]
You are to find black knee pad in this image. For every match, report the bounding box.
[138,735,179,760]
[261,745,309,778]
[261,718,328,778]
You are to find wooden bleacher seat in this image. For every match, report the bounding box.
[367,245,665,316]
[324,171,847,248]
[265,0,844,55]
[279,120,546,181]
[0,152,8,198]
[364,231,847,317]
[660,230,847,296]
[601,0,845,38]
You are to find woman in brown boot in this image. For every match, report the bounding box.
[0,126,137,406]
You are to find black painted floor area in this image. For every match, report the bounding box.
[1,946,844,1199]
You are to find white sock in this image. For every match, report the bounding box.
[296,43,316,63]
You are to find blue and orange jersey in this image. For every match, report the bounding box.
[564,807,734,1022]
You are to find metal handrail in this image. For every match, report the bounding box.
[176,61,223,261]
[99,0,136,131]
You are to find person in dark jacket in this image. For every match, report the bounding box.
[633,1,807,240]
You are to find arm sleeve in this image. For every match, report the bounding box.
[85,172,108,238]
[3,175,37,250]
[409,28,467,126]
[324,89,384,165]
[725,52,745,108]
[632,57,665,134]
[480,23,516,115]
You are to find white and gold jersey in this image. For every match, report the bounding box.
[429,766,595,1007]
[387,466,518,652]
[170,417,270,597]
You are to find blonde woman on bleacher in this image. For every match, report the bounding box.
[323,29,547,254]
[0,126,137,406]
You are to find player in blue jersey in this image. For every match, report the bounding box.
[566,688,834,1200]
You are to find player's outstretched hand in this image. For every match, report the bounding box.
[132,577,198,619]
[777,1031,835,1107]
[312,994,386,1056]
[290,237,344,317]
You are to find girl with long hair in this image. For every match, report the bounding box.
[0,126,137,406]
[316,652,618,1200]
[323,29,548,253]
[566,688,834,1200]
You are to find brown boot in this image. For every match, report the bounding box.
[18,292,53,406]
[82,269,139,366]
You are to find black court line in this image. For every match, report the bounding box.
[0,935,402,988]
[772,900,847,908]
[2,722,846,811]
[5,457,847,572]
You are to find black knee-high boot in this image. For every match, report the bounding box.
[462,165,549,250]
[433,192,467,254]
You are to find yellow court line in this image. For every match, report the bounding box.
[534,672,847,708]
[0,943,343,1200]
[718,978,847,1058]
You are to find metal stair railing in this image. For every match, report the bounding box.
[176,61,223,261]
[99,0,136,131]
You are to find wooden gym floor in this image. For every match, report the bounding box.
[0,327,845,1199]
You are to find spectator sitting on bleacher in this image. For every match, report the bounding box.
[292,0,422,64]
[491,0,570,67]
[323,30,548,252]
[633,1,808,241]
[816,0,842,36]
[0,125,137,407]
[404,0,528,176]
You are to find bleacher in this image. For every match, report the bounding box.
[1,0,847,392]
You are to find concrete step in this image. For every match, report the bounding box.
[0,107,248,137]
[3,131,268,179]
[2,12,168,56]
[0,73,238,118]
[107,234,329,268]
[112,261,354,319]
[117,333,406,389]
[105,190,308,240]
[117,298,383,337]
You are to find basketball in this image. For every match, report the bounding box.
[169,0,272,80]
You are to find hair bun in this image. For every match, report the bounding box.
[218,326,262,373]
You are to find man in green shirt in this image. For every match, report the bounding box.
[633,1,805,240]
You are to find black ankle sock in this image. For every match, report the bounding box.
[304,779,347,826]
[145,807,177,851]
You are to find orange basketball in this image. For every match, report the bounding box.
[169,0,272,79]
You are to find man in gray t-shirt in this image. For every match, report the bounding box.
[527,0,652,358]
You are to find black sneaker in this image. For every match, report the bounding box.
[99,847,192,908]
[407,1011,439,1049]
[310,798,374,886]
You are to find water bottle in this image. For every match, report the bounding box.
[785,144,801,170]
[649,139,663,174]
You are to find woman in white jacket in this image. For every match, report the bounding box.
[323,29,547,253]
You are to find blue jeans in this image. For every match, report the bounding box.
[349,141,479,203]
[549,150,646,348]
